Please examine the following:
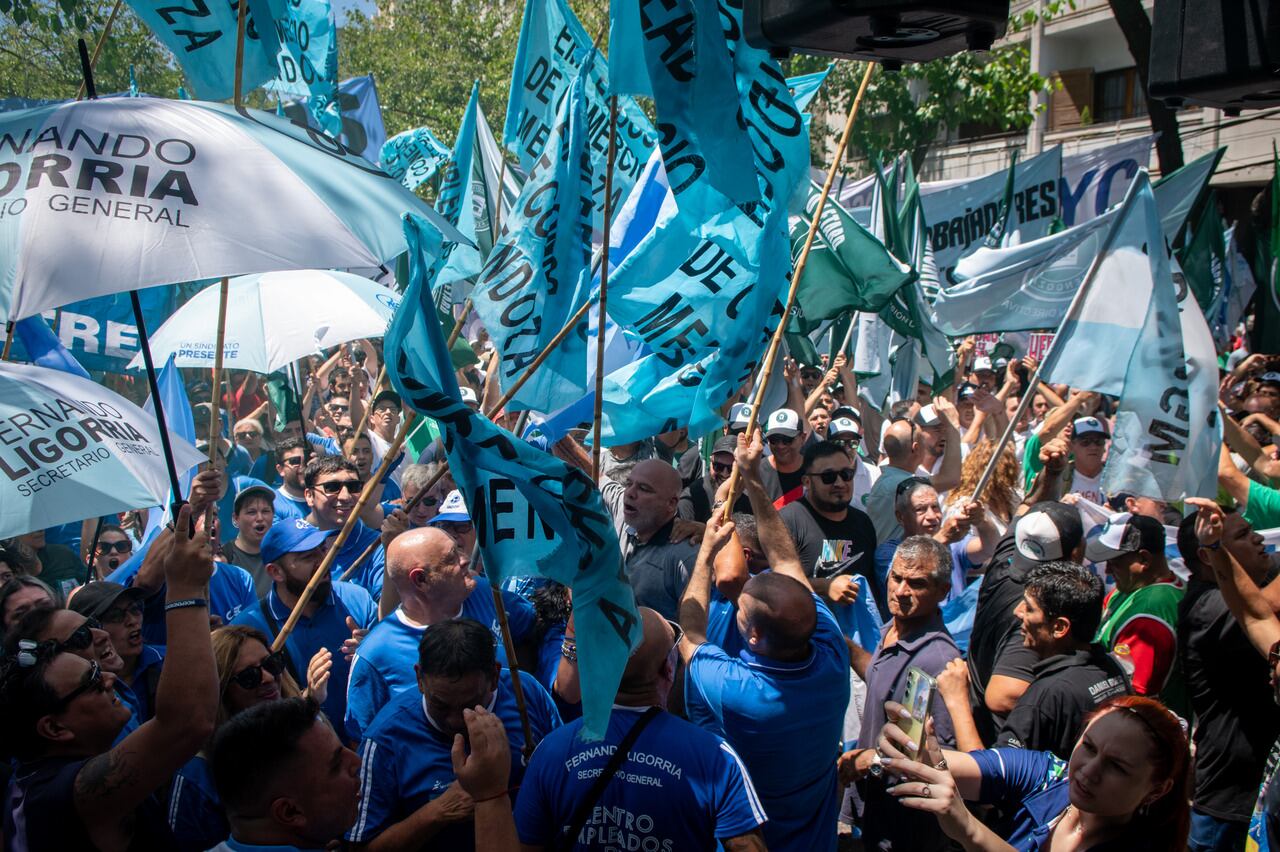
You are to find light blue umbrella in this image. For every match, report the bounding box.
[0,97,468,322]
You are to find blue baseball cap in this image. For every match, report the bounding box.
[428,490,471,525]
[231,476,275,513]
[260,518,333,565]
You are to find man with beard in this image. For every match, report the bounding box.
[233,520,376,734]
[272,437,311,522]
[679,435,742,522]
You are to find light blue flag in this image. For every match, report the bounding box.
[505,0,657,227]
[380,124,453,192]
[430,82,486,307]
[942,576,983,655]
[126,0,279,101]
[473,59,595,413]
[281,75,388,164]
[388,212,641,741]
[934,157,1224,337]
[600,0,808,443]
[13,317,90,379]
[140,354,198,542]
[1039,172,1220,501]
[265,0,338,111]
[787,65,833,112]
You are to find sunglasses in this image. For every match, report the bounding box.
[228,652,288,691]
[58,617,102,653]
[51,660,104,712]
[766,434,795,445]
[96,540,132,555]
[809,468,855,484]
[281,455,305,467]
[235,431,261,439]
[328,404,350,414]
[315,479,363,496]
[711,460,734,476]
[436,521,474,535]
[101,601,144,624]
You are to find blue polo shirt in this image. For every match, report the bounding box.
[295,519,385,601]
[124,644,166,722]
[347,670,561,848]
[515,706,768,850]
[111,560,257,646]
[167,754,228,851]
[231,581,377,732]
[684,593,849,852]
[970,748,1073,851]
[273,489,309,523]
[343,577,536,740]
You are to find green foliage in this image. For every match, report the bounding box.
[339,0,608,146]
[793,44,1050,169]
[0,0,182,101]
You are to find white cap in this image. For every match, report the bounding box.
[1259,372,1280,385]
[428,489,471,524]
[972,356,994,373]
[1072,416,1109,438]
[914,404,941,428]
[828,417,861,439]
[764,408,801,438]
[728,403,754,431]
[459,387,479,407]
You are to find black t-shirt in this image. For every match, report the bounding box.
[1179,578,1280,821]
[995,644,1131,759]
[779,498,878,608]
[775,464,805,505]
[966,524,1040,743]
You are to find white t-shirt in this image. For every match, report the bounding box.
[851,456,881,511]
[1069,468,1104,505]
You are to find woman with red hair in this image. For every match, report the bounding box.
[867,694,1191,851]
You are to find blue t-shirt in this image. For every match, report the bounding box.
[110,560,257,646]
[343,578,536,740]
[167,754,228,852]
[272,489,309,523]
[347,670,561,848]
[971,748,1070,851]
[231,581,377,733]
[306,432,341,457]
[125,644,166,722]
[515,706,767,850]
[684,593,849,852]
[207,839,322,851]
[298,518,385,601]
[248,454,281,487]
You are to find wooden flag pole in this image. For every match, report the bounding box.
[272,410,418,652]
[233,0,248,108]
[445,300,473,349]
[338,296,594,582]
[76,0,123,101]
[207,278,230,467]
[2,323,13,362]
[353,363,388,441]
[590,94,619,482]
[720,62,875,520]
[490,578,536,757]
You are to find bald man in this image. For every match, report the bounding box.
[615,459,699,620]
[515,607,769,851]
[680,433,850,852]
[865,419,927,542]
[343,528,536,741]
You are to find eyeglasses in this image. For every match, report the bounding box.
[766,434,795,445]
[101,601,144,624]
[227,652,288,691]
[96,541,132,555]
[281,455,305,467]
[436,521,474,535]
[315,479,363,496]
[58,617,102,653]
[51,660,104,712]
[810,468,855,484]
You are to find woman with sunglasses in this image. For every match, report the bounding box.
[90,524,134,579]
[168,624,333,851]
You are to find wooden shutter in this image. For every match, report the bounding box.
[1050,68,1095,130]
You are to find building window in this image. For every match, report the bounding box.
[1094,68,1147,123]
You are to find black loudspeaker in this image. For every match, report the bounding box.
[1149,0,1280,113]
[744,0,1010,66]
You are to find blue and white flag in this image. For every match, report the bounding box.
[140,353,199,541]
[265,0,338,115]
[12,317,90,379]
[380,124,453,192]
[788,65,833,113]
[281,75,387,164]
[934,156,1223,337]
[126,0,280,101]
[506,0,657,227]
[388,212,641,741]
[1040,172,1219,501]
[473,59,595,413]
[600,0,808,443]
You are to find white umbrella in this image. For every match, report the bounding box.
[129,271,401,374]
[0,361,204,540]
[0,97,467,321]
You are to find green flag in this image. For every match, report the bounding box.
[1177,191,1227,312]
[786,182,915,338]
[265,373,300,432]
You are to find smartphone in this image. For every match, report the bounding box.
[898,667,937,756]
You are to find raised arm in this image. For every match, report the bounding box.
[1188,498,1280,659]
[929,397,963,494]
[679,513,736,663]
[74,505,218,834]
[735,432,808,587]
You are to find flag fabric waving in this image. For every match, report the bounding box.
[430,82,487,308]
[387,212,641,741]
[380,124,453,192]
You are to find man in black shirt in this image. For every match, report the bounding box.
[779,440,877,608]
[966,501,1086,744]
[994,561,1129,758]
[1177,509,1280,851]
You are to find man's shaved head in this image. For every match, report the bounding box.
[883,420,921,467]
[623,460,683,537]
[737,572,817,658]
[619,607,675,694]
[386,527,457,582]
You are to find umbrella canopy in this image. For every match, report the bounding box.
[0,361,204,540]
[129,270,401,374]
[0,98,468,321]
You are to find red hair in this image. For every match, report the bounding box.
[1083,696,1191,851]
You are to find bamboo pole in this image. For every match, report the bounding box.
[353,363,388,440]
[491,581,536,757]
[207,278,230,466]
[590,95,619,482]
[720,62,876,519]
[233,0,248,108]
